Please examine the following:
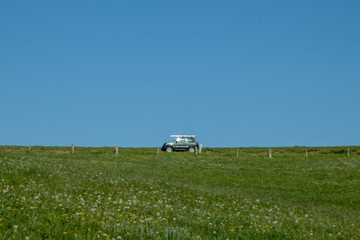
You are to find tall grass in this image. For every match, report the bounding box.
[0,146,359,239]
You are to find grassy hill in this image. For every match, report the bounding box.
[0,146,359,239]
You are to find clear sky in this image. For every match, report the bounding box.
[1,1,359,147]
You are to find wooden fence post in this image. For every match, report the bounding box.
[199,144,202,154]
[157,147,159,155]
[115,145,119,155]
[269,148,272,158]
[347,148,350,158]
[72,144,75,154]
[305,149,308,157]
[29,142,31,152]
[236,148,239,158]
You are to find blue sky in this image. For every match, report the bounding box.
[1,1,359,147]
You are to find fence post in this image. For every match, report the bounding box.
[199,144,202,154]
[305,149,308,157]
[72,144,75,154]
[269,148,272,158]
[236,148,239,158]
[195,145,198,155]
[347,148,350,158]
[29,142,31,152]
[157,147,159,155]
[115,145,119,155]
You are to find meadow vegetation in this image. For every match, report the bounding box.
[0,146,359,239]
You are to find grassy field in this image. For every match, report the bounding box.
[0,146,359,239]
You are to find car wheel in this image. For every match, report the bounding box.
[189,147,195,153]
[166,147,173,152]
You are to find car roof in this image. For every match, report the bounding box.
[170,135,196,138]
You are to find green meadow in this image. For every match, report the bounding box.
[0,146,359,239]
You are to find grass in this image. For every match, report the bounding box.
[0,146,359,239]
